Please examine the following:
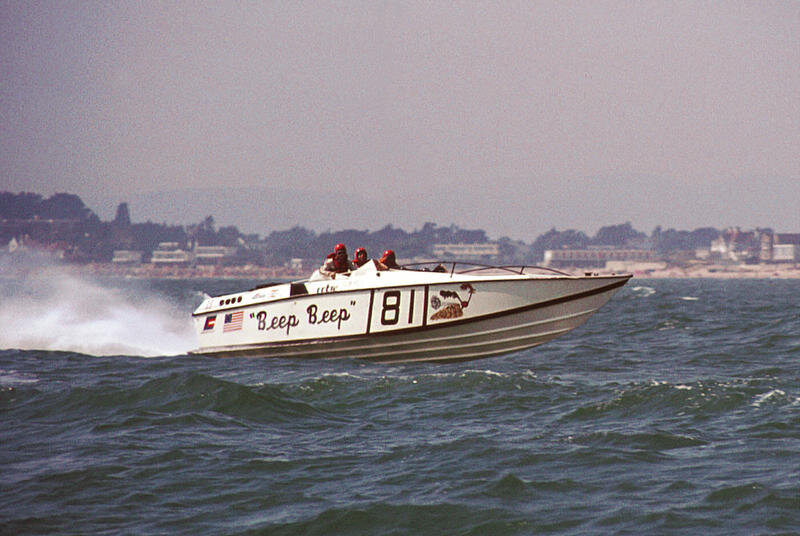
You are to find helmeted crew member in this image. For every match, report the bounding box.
[352,247,370,268]
[320,243,355,277]
[379,249,400,269]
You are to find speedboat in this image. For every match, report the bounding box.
[190,261,631,363]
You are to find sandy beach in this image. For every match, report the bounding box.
[27,261,798,280]
[619,263,800,279]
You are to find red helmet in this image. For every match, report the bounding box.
[334,243,346,253]
[355,247,366,258]
[382,249,395,259]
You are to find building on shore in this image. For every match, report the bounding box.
[756,232,800,263]
[111,250,143,264]
[194,245,237,265]
[151,242,192,265]
[773,234,800,263]
[148,242,239,266]
[431,243,500,260]
[710,227,761,262]
[543,247,655,269]
[772,244,799,262]
[3,236,67,259]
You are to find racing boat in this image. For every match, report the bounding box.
[190,261,631,363]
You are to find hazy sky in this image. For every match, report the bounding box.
[1,1,798,239]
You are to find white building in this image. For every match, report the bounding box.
[543,248,656,268]
[111,250,143,264]
[151,249,191,264]
[432,243,500,259]
[151,242,191,264]
[194,245,237,264]
[772,244,799,262]
[287,258,305,270]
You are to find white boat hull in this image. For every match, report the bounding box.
[191,267,630,363]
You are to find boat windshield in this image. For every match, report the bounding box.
[400,261,572,277]
[299,260,572,284]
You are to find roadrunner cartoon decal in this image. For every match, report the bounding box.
[430,284,475,320]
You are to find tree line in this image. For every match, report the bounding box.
[1,191,728,264]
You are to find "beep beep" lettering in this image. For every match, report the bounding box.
[306,304,350,330]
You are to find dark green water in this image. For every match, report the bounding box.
[1,276,798,534]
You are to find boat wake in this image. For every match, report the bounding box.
[0,264,194,357]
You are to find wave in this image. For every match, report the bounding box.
[568,430,707,451]
[240,502,534,536]
[562,379,798,422]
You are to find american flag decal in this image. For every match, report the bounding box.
[223,311,244,332]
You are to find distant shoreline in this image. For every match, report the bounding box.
[619,263,800,279]
[4,262,799,280]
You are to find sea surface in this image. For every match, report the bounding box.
[1,271,798,535]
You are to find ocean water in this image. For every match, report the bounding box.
[0,271,798,535]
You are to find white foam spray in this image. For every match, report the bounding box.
[0,255,195,356]
[631,285,656,297]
